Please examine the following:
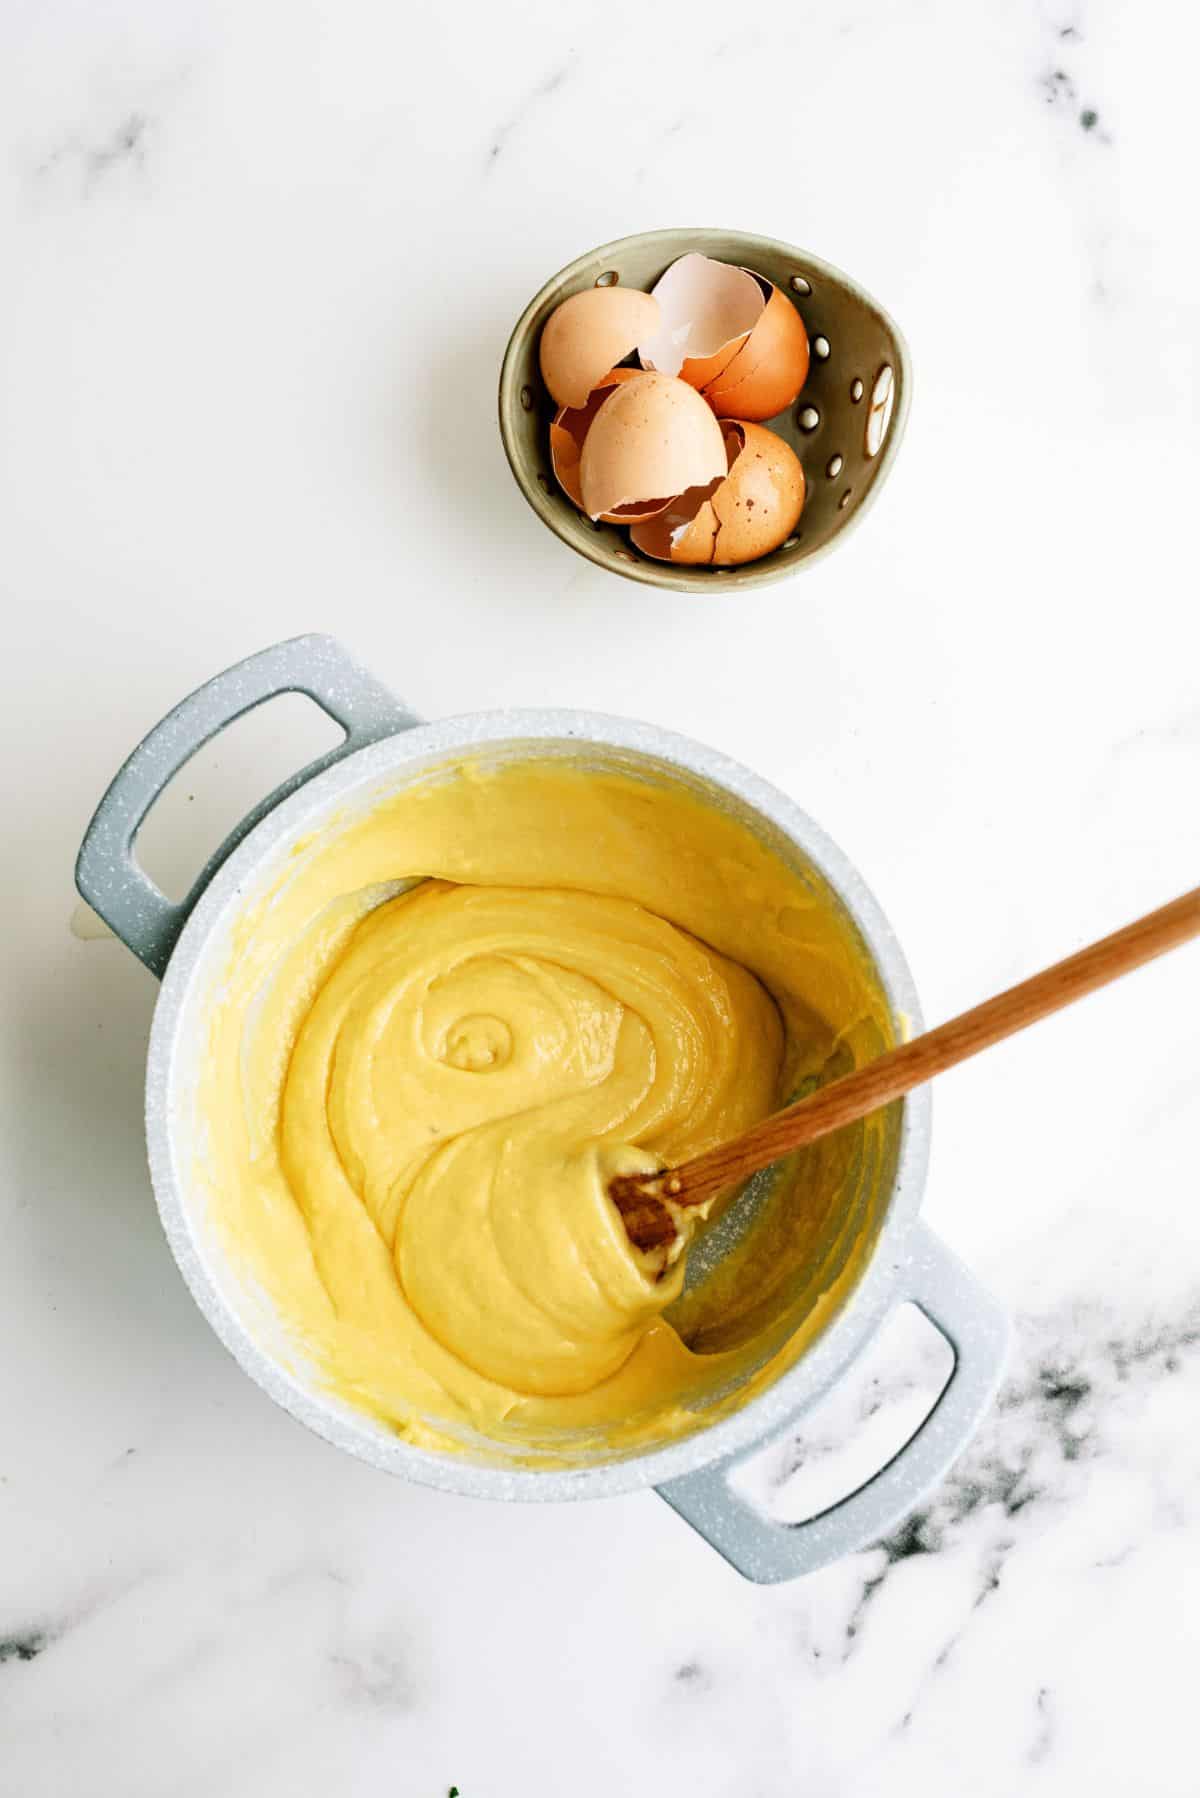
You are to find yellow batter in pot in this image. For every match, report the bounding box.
[197,756,890,1456]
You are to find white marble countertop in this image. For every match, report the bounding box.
[3,1,1199,1792]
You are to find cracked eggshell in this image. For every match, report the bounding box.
[709,423,805,562]
[579,372,727,523]
[550,368,667,521]
[636,253,765,390]
[538,286,660,410]
[627,482,722,565]
[704,279,811,420]
[630,422,804,566]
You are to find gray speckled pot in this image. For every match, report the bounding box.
[75,636,1009,1584]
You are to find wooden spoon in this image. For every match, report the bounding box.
[610,883,1200,1253]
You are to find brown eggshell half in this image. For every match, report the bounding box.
[630,422,805,567]
[637,253,765,391]
[539,287,661,410]
[709,423,805,563]
[579,372,727,522]
[703,280,811,421]
[550,367,671,522]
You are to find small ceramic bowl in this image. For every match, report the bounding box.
[498,227,911,593]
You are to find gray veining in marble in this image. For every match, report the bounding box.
[2,0,1199,1789]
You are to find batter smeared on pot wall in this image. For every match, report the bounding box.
[198,758,892,1455]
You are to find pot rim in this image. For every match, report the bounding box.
[146,708,930,1501]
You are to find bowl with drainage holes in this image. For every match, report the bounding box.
[498,228,910,593]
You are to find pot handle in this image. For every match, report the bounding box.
[656,1223,1010,1583]
[75,634,420,977]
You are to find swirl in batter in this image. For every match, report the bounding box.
[281,880,781,1399]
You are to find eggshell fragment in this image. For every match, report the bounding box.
[630,422,805,567]
[539,287,660,410]
[551,367,671,521]
[637,253,765,389]
[626,483,722,565]
[704,280,811,421]
[579,372,727,522]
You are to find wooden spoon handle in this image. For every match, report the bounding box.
[612,882,1200,1227]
